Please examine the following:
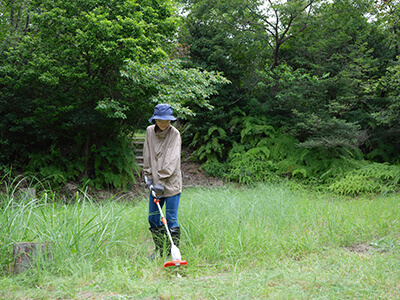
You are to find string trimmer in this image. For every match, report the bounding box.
[146,180,188,268]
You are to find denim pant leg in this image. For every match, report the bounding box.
[148,194,164,228]
[165,193,180,228]
[148,193,180,229]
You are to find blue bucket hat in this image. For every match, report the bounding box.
[148,104,177,123]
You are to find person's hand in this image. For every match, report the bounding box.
[150,184,164,198]
[145,178,153,188]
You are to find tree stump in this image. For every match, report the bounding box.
[18,187,36,202]
[13,242,53,274]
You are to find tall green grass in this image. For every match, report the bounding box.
[0,176,146,278]
[181,184,400,265]
[1,179,400,299]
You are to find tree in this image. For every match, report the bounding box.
[182,0,318,69]
[0,0,31,51]
[375,0,400,58]
[264,0,387,147]
[0,0,229,188]
[179,0,400,172]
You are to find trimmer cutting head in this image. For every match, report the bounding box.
[163,244,188,268]
[163,260,188,268]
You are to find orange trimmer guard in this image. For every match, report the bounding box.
[163,260,188,268]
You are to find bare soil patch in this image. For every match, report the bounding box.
[345,243,388,254]
[346,243,375,253]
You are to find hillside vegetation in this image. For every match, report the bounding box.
[1,0,400,192]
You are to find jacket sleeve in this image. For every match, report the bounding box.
[142,127,153,180]
[157,131,181,185]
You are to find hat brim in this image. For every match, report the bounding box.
[149,115,177,123]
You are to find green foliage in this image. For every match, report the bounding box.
[0,184,130,276]
[191,126,227,161]
[222,127,367,186]
[0,0,230,189]
[222,116,278,185]
[366,129,400,163]
[234,115,275,148]
[0,0,179,188]
[198,157,228,178]
[258,64,324,126]
[184,0,317,69]
[0,0,31,51]
[328,163,400,195]
[4,0,400,191]
[225,142,277,185]
[121,59,230,119]
[92,136,140,190]
[371,60,400,128]
[268,131,366,184]
[296,117,364,150]
[95,99,129,120]
[25,136,140,190]
[264,133,309,179]
[190,113,368,186]
[180,0,400,193]
[25,145,85,187]
[302,148,366,184]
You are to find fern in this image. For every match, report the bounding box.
[192,114,376,187]
[367,140,397,163]
[27,145,82,186]
[301,147,365,182]
[191,126,227,162]
[225,142,277,186]
[264,134,309,179]
[198,157,228,178]
[328,162,400,195]
[225,131,366,185]
[236,116,275,148]
[93,137,139,190]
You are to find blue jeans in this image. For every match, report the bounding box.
[148,193,180,229]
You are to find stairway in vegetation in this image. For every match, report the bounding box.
[132,135,145,168]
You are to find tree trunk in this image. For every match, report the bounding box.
[83,135,90,178]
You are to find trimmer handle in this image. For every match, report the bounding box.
[149,184,164,199]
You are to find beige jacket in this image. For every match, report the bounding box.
[143,124,182,197]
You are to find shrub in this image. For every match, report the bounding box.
[198,157,229,179]
[328,162,400,195]
[225,142,278,185]
[191,126,227,162]
[25,135,140,190]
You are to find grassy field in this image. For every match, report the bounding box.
[1,182,400,299]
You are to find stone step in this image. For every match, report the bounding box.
[133,134,145,170]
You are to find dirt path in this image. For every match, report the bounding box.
[84,149,224,202]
